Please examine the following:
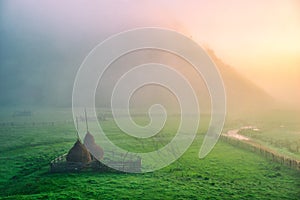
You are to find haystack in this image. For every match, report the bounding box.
[66,139,91,163]
[84,132,104,160]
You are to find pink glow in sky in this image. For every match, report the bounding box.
[2,0,300,107]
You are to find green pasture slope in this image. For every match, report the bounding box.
[0,111,299,199]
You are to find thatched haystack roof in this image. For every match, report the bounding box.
[66,139,91,163]
[84,132,104,160]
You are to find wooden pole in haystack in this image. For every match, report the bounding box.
[76,116,80,140]
[84,108,89,132]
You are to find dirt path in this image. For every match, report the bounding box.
[223,125,260,141]
[224,129,250,141]
[222,126,300,170]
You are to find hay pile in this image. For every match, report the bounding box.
[84,132,104,160]
[66,139,91,163]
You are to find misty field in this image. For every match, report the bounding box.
[0,110,299,199]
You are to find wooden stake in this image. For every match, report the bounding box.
[76,116,80,140]
[84,108,89,132]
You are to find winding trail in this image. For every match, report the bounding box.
[224,129,250,141]
[222,126,300,170]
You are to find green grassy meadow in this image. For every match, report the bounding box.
[0,109,299,199]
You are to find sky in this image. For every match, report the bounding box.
[0,0,299,107]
